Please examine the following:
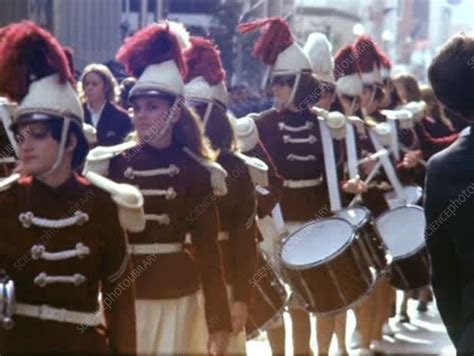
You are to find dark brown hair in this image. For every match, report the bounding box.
[194,103,237,153]
[420,85,454,131]
[394,74,421,102]
[428,32,474,118]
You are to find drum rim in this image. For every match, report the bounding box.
[281,217,356,270]
[246,291,292,340]
[384,184,423,205]
[390,243,427,262]
[374,204,426,259]
[334,205,371,230]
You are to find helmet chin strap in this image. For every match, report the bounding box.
[367,84,376,113]
[39,119,70,179]
[202,101,214,128]
[286,72,301,110]
[349,98,357,116]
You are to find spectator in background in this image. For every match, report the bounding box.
[79,63,132,146]
[425,32,474,354]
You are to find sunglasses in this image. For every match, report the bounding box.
[14,123,52,145]
[271,75,295,87]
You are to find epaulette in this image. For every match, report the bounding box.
[83,140,138,176]
[231,114,260,152]
[381,109,413,129]
[398,101,426,122]
[371,122,392,147]
[254,108,277,122]
[311,106,329,120]
[82,123,97,146]
[84,171,145,233]
[318,110,347,140]
[0,173,20,192]
[234,152,269,187]
[183,147,228,196]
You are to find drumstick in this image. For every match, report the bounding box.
[357,149,389,166]
[349,160,383,207]
[400,145,427,167]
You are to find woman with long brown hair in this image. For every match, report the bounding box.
[420,84,455,137]
[184,35,259,354]
[239,18,365,355]
[84,22,232,355]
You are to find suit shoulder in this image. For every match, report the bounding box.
[109,103,131,121]
[427,138,463,173]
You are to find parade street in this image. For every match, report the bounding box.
[248,293,455,355]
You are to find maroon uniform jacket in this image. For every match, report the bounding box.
[0,174,135,353]
[216,152,258,305]
[255,108,335,221]
[108,143,232,333]
[84,102,133,147]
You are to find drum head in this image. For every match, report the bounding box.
[375,205,425,259]
[384,185,423,209]
[281,219,354,269]
[335,207,370,229]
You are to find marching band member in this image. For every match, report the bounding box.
[0,21,137,354]
[239,17,362,355]
[229,110,289,355]
[85,22,232,354]
[330,44,374,354]
[419,85,456,138]
[230,112,287,354]
[184,35,259,354]
[353,34,429,353]
[305,32,349,355]
[392,74,458,161]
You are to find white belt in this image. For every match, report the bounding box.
[218,231,229,242]
[283,177,323,188]
[128,242,183,255]
[0,157,16,164]
[15,303,102,326]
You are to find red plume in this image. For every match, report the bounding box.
[379,51,392,69]
[353,35,382,73]
[184,36,226,85]
[333,45,360,81]
[238,17,293,66]
[116,22,187,78]
[0,21,73,103]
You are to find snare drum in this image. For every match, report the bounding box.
[281,218,375,314]
[375,205,430,290]
[335,207,388,272]
[246,251,290,340]
[384,185,423,209]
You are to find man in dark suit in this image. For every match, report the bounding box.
[84,101,132,146]
[425,32,474,354]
